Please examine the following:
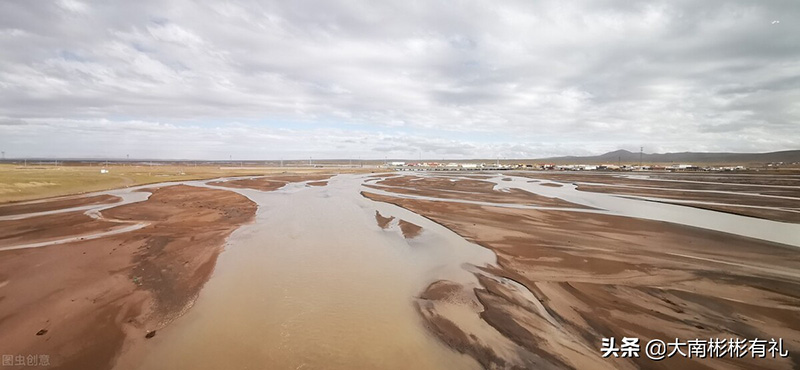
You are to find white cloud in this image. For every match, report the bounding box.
[56,0,89,14]
[0,0,798,159]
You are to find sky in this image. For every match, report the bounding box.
[0,0,798,160]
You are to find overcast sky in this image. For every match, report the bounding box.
[1,0,798,159]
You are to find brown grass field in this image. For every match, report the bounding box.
[0,164,371,203]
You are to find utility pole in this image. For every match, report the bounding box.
[1,151,4,160]
[639,147,643,170]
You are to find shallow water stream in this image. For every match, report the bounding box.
[126,174,492,370]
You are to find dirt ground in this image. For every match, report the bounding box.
[0,185,256,370]
[0,194,120,216]
[363,172,800,370]
[520,172,800,198]
[0,211,122,247]
[515,172,800,222]
[373,210,423,239]
[209,174,333,191]
[368,175,591,209]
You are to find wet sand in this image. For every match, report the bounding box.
[0,194,121,216]
[368,176,590,209]
[375,210,422,238]
[363,172,800,369]
[0,211,122,248]
[646,200,800,223]
[573,184,800,222]
[399,219,423,238]
[522,172,800,198]
[209,174,332,191]
[512,172,800,222]
[375,210,395,228]
[0,185,256,370]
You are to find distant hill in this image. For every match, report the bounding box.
[537,149,800,164]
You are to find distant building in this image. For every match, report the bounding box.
[670,164,699,171]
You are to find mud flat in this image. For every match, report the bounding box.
[515,172,800,222]
[521,171,800,198]
[0,211,122,248]
[209,174,333,191]
[367,175,590,209]
[363,172,800,369]
[0,194,121,216]
[0,185,256,370]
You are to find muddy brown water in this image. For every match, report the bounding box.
[121,175,493,370]
[100,172,800,369]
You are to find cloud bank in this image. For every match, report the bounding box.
[1,0,798,159]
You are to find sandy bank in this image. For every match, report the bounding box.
[364,190,800,369]
[520,172,800,198]
[0,211,122,248]
[368,176,590,208]
[0,194,121,216]
[575,184,800,223]
[210,174,333,191]
[374,210,423,239]
[0,185,256,369]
